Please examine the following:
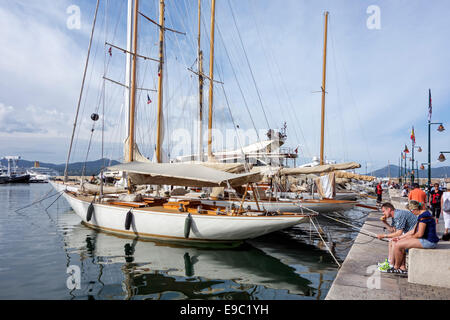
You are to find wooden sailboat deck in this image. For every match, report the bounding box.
[67,192,308,217]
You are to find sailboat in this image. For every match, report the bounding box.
[168,10,357,214]
[258,12,366,211]
[54,0,313,246]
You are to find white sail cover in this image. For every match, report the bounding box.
[107,162,262,187]
[188,161,250,174]
[334,171,375,182]
[280,162,361,176]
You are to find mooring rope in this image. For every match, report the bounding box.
[308,216,341,268]
[321,213,388,242]
[15,190,64,213]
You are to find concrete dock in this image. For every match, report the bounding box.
[326,207,450,300]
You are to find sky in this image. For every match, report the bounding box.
[0,0,449,173]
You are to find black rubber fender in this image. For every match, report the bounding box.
[125,210,133,230]
[86,203,94,222]
[184,213,192,239]
[184,252,194,277]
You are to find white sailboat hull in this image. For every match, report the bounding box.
[62,192,308,245]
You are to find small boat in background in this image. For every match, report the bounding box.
[1,156,30,184]
[27,162,59,183]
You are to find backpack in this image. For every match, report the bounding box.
[444,197,450,213]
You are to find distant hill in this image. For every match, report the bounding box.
[0,158,120,176]
[370,165,450,178]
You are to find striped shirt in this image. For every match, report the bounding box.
[392,209,418,233]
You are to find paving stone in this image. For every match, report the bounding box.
[326,208,450,300]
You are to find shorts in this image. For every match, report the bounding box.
[419,238,438,249]
[444,211,450,229]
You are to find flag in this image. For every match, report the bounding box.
[428,89,432,121]
[294,147,299,154]
[404,145,410,154]
[147,94,152,104]
[108,47,112,56]
[410,127,415,144]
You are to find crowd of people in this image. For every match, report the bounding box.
[376,181,450,274]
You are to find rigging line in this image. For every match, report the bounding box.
[89,1,124,150]
[101,0,108,189]
[329,17,349,162]
[322,213,388,240]
[226,1,270,131]
[214,22,260,142]
[248,2,311,159]
[219,82,251,172]
[227,0,270,130]
[14,191,63,213]
[199,0,261,144]
[72,3,103,165]
[246,0,301,144]
[309,217,341,267]
[166,1,193,69]
[75,4,121,167]
[328,19,373,166]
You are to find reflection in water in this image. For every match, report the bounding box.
[0,184,371,299]
[60,213,337,300]
[1,184,364,299]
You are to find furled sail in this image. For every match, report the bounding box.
[334,171,375,182]
[107,162,262,187]
[315,172,336,199]
[279,162,361,176]
[123,137,151,163]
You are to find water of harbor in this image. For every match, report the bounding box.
[0,183,375,300]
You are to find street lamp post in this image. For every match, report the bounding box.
[411,144,422,185]
[429,122,445,192]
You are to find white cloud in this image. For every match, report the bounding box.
[0,0,449,170]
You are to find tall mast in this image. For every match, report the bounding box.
[320,11,329,165]
[127,0,139,163]
[207,0,216,161]
[124,0,133,144]
[156,0,165,163]
[197,0,204,162]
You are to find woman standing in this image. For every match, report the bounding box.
[429,183,443,221]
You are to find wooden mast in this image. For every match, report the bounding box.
[207,0,216,161]
[124,0,133,143]
[320,11,329,165]
[128,0,139,163]
[197,0,204,162]
[156,0,165,163]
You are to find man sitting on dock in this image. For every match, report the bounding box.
[377,203,418,272]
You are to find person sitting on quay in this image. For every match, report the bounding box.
[377,202,418,272]
[387,200,440,275]
[401,184,409,197]
[408,183,426,205]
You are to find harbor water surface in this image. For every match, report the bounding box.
[0,183,371,300]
